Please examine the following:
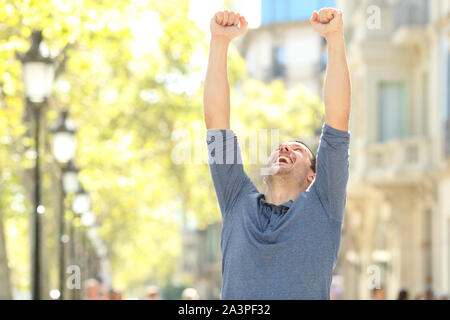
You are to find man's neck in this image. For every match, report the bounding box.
[265,180,305,206]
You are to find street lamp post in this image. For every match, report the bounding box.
[61,162,79,299]
[72,186,91,216]
[64,162,81,294]
[18,30,56,300]
[52,111,77,300]
[62,160,81,194]
[52,111,77,162]
[72,186,90,299]
[79,211,96,295]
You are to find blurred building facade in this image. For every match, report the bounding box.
[235,0,335,93]
[337,0,450,299]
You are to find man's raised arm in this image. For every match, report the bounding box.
[203,11,248,130]
[310,8,351,132]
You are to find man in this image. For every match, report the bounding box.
[203,8,351,300]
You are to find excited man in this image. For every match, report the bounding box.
[203,8,351,299]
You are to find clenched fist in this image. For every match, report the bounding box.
[210,10,248,41]
[310,8,343,38]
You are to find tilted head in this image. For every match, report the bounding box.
[264,140,316,189]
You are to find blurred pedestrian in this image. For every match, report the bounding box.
[110,289,123,300]
[372,286,385,300]
[95,275,110,300]
[84,278,100,300]
[144,285,160,300]
[397,289,409,300]
[181,288,199,300]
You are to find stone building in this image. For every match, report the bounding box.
[336,0,450,299]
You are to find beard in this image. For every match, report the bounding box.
[268,155,296,174]
[262,150,311,189]
[263,161,307,189]
[262,151,293,176]
[261,162,289,177]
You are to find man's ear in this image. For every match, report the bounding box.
[307,173,316,184]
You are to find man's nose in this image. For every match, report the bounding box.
[280,144,291,152]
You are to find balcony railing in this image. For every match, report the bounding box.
[357,137,431,183]
[394,0,429,31]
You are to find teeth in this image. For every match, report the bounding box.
[278,156,291,164]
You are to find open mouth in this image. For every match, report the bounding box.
[277,155,293,165]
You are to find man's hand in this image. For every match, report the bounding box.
[310,8,343,39]
[210,10,248,42]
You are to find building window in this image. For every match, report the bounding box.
[378,82,408,142]
[272,46,286,79]
[393,0,429,31]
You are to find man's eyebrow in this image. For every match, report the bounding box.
[278,143,305,151]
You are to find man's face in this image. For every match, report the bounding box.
[265,141,315,185]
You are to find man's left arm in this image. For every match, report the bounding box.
[310,8,351,222]
[311,8,351,131]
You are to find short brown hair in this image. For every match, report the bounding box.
[292,140,316,173]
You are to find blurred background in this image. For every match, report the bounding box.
[0,0,448,300]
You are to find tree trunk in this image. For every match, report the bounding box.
[0,217,12,299]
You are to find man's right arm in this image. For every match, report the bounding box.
[203,11,247,130]
[204,12,256,218]
[204,37,231,129]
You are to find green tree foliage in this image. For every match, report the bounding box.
[0,0,324,296]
